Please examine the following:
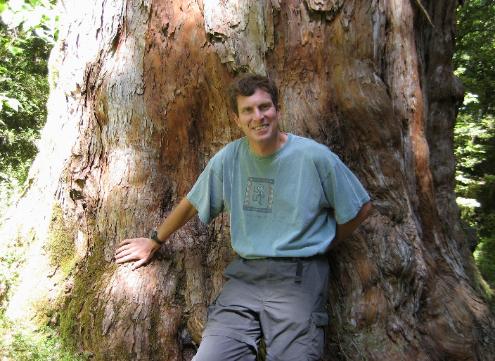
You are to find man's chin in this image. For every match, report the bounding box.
[248,133,272,144]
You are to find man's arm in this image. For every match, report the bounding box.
[326,201,372,252]
[115,197,197,270]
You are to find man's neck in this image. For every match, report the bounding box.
[249,132,288,157]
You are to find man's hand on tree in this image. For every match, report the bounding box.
[115,237,161,270]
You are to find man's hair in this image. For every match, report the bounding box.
[228,74,279,115]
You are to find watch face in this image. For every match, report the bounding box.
[150,230,161,243]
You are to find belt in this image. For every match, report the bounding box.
[239,254,326,283]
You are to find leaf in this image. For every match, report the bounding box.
[6,97,21,111]
[0,94,22,112]
[6,43,24,56]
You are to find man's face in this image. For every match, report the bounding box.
[235,88,280,149]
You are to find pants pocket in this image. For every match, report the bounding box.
[308,312,329,360]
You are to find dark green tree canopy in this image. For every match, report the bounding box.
[454,0,495,287]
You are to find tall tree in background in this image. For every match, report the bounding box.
[2,0,494,360]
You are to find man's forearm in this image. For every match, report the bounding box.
[156,197,198,243]
[328,201,372,251]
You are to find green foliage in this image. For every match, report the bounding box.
[474,187,495,292]
[454,0,495,289]
[455,0,495,117]
[0,319,88,361]
[454,113,495,202]
[0,22,49,180]
[0,0,56,213]
[0,0,58,44]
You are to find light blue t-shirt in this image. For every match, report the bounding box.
[186,134,370,259]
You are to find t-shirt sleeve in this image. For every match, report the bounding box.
[186,152,225,224]
[322,154,370,224]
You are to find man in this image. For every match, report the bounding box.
[115,74,371,360]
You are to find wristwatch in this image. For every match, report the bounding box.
[149,229,165,244]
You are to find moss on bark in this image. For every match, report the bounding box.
[45,204,77,277]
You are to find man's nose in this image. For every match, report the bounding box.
[254,107,263,120]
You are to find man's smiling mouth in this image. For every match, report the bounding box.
[252,124,269,131]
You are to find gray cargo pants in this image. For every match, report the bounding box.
[193,256,329,361]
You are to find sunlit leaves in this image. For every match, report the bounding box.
[0,93,21,112]
[455,0,495,116]
[0,0,58,44]
[0,1,54,205]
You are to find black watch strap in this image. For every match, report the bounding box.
[150,229,164,244]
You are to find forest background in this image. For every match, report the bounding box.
[0,0,493,359]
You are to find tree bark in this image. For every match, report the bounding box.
[2,0,494,360]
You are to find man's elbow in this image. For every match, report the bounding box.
[358,201,372,222]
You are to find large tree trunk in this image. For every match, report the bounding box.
[3,0,494,360]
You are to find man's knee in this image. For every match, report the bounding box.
[193,335,256,361]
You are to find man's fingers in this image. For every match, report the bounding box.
[117,239,132,247]
[115,248,133,260]
[115,244,132,256]
[132,258,148,270]
[115,253,139,264]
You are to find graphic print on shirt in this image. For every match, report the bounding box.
[243,177,274,213]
